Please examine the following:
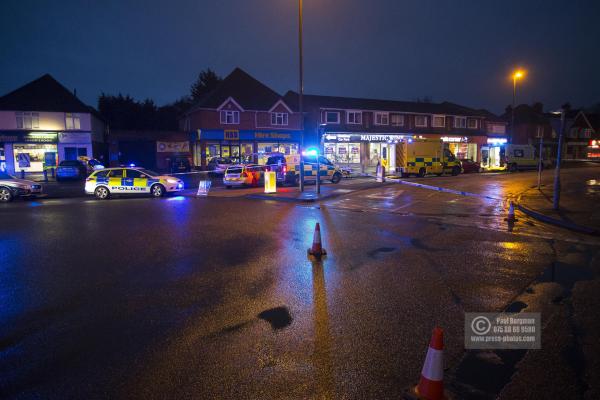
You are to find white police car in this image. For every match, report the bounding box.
[85,167,184,199]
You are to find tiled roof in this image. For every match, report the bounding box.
[283,91,494,117]
[0,74,92,113]
[189,68,283,111]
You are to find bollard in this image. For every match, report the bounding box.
[21,169,25,179]
[43,169,48,182]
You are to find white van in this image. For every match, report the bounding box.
[504,144,538,172]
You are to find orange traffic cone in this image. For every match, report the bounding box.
[308,222,327,259]
[415,327,446,400]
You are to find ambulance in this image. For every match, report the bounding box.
[394,139,462,177]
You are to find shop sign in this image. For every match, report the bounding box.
[487,138,507,145]
[23,133,58,143]
[255,132,291,139]
[58,132,91,143]
[325,146,334,154]
[441,136,467,143]
[224,130,239,140]
[360,134,406,142]
[338,147,347,154]
[157,141,190,153]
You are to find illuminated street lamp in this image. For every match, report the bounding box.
[298,0,305,192]
[511,69,525,143]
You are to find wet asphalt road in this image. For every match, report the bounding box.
[1,168,599,399]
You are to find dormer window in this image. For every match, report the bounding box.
[271,112,288,126]
[375,112,389,125]
[65,113,81,130]
[16,112,39,129]
[220,110,240,124]
[415,115,427,127]
[324,111,340,124]
[454,116,467,128]
[432,115,445,128]
[347,110,362,124]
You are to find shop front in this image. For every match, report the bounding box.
[0,132,58,174]
[481,137,508,170]
[323,133,410,173]
[192,129,302,168]
[420,134,486,162]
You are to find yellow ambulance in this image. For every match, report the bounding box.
[395,139,462,177]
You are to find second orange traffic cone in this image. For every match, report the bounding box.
[415,327,446,400]
[308,222,327,259]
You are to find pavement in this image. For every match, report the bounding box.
[1,166,599,399]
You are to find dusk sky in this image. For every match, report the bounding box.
[1,0,598,114]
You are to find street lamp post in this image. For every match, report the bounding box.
[511,70,524,143]
[298,0,305,192]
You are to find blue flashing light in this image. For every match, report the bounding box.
[302,148,318,156]
[129,163,136,167]
[408,138,413,143]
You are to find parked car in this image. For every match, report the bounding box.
[56,160,88,181]
[0,171,43,202]
[207,157,235,173]
[80,157,105,172]
[170,156,191,173]
[85,167,184,199]
[223,164,265,188]
[460,158,482,173]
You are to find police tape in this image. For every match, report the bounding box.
[384,177,503,201]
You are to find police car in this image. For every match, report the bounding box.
[266,153,343,186]
[85,167,184,199]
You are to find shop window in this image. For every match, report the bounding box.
[347,111,362,124]
[390,114,404,126]
[454,117,467,128]
[375,112,389,125]
[324,111,340,124]
[65,113,81,130]
[415,115,427,127]
[16,112,39,129]
[432,115,445,127]
[220,110,239,124]
[271,112,288,126]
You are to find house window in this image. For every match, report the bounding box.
[375,112,389,125]
[271,112,288,126]
[324,111,340,124]
[16,112,39,129]
[65,113,81,130]
[467,119,478,129]
[415,115,427,127]
[347,111,362,124]
[454,116,467,128]
[432,115,445,128]
[220,110,240,124]
[390,114,404,126]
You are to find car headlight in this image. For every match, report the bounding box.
[166,178,179,184]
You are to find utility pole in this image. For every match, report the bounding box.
[553,104,569,210]
[298,0,305,192]
[537,134,543,190]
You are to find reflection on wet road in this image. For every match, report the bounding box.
[0,167,599,399]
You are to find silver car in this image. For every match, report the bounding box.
[0,171,43,202]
